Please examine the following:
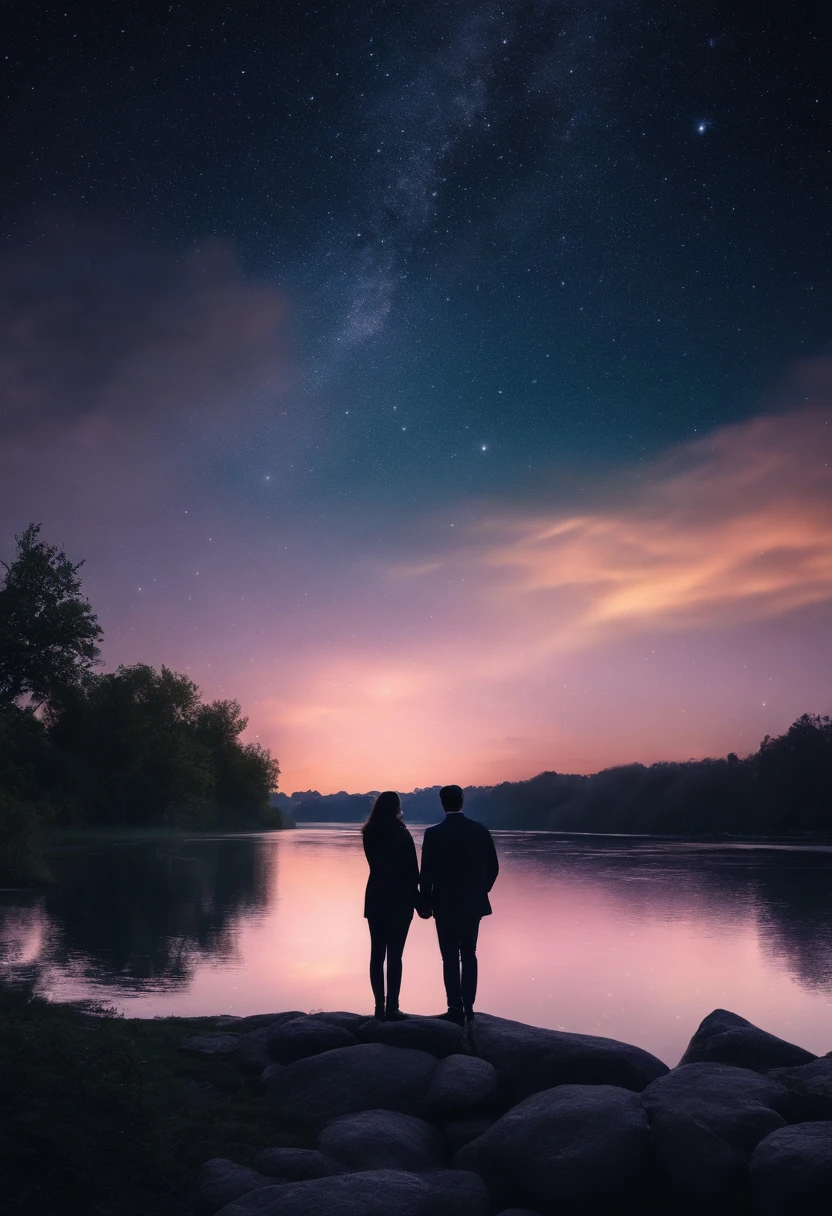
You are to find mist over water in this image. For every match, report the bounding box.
[2,827,832,1065]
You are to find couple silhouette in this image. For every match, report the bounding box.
[362,784,499,1025]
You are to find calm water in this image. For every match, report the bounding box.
[2,826,832,1065]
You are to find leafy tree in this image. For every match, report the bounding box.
[0,524,102,709]
[193,699,280,823]
[47,665,281,828]
[48,665,215,826]
[758,714,832,832]
[0,706,54,880]
[464,715,831,836]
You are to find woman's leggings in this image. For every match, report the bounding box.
[368,915,412,1011]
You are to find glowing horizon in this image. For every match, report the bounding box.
[253,397,832,792]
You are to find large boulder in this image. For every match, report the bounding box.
[358,1016,467,1058]
[313,1011,372,1034]
[679,1010,816,1073]
[649,1107,751,1215]
[197,1159,275,1213]
[260,1063,286,1092]
[267,1043,438,1131]
[258,1148,342,1180]
[229,1011,306,1032]
[236,1029,273,1071]
[750,1122,832,1214]
[442,1118,495,1155]
[469,1013,667,1102]
[214,1168,489,1216]
[318,1109,445,1172]
[265,1016,357,1064]
[454,1083,657,1215]
[769,1058,832,1122]
[426,1055,498,1119]
[235,1013,308,1070]
[641,1063,789,1156]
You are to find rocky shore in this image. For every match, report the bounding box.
[182,1007,832,1215]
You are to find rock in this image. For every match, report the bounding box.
[768,1058,832,1121]
[649,1107,750,1215]
[442,1118,495,1155]
[236,1029,273,1071]
[235,1011,307,1032]
[197,1159,275,1213]
[313,1011,372,1034]
[750,1122,832,1214]
[258,1148,341,1180]
[318,1109,445,1172]
[495,1211,543,1216]
[213,1167,489,1216]
[268,1043,438,1131]
[641,1063,789,1156]
[260,1063,286,1092]
[358,1016,468,1058]
[233,1014,311,1069]
[181,1034,241,1056]
[679,1010,816,1073]
[469,1012,668,1102]
[265,1016,357,1064]
[426,1054,498,1119]
[454,1083,657,1216]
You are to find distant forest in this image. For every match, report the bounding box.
[1,526,282,880]
[273,786,447,824]
[275,712,832,837]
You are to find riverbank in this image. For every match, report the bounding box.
[0,987,305,1216]
[1,821,296,891]
[3,989,830,1215]
[47,823,295,846]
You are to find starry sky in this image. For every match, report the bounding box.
[2,0,831,792]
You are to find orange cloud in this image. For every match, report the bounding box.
[483,405,832,642]
[263,402,832,791]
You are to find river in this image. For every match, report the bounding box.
[2,825,831,1065]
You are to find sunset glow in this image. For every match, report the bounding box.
[254,400,832,790]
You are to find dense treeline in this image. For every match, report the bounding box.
[0,526,281,879]
[464,715,832,835]
[272,785,445,823]
[275,722,832,836]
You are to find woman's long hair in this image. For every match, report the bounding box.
[362,790,402,834]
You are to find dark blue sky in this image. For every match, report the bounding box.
[2,1,831,790]
[5,1,830,507]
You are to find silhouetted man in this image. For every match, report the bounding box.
[418,784,499,1025]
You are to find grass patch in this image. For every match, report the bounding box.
[0,987,306,1216]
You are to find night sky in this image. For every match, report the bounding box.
[2,1,831,792]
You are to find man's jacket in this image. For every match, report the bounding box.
[419,812,499,920]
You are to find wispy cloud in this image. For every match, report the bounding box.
[259,399,832,790]
[0,226,286,442]
[480,405,832,641]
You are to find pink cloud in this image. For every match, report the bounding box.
[257,399,832,790]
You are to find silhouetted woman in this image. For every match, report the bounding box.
[362,790,418,1020]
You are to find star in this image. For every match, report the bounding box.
[696,121,709,135]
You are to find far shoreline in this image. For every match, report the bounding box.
[44,822,832,843]
[39,823,832,855]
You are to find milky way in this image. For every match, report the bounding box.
[1,1,830,790]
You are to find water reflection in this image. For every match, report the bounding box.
[1,835,273,992]
[1,829,831,1063]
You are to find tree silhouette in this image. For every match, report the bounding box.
[0,524,102,709]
